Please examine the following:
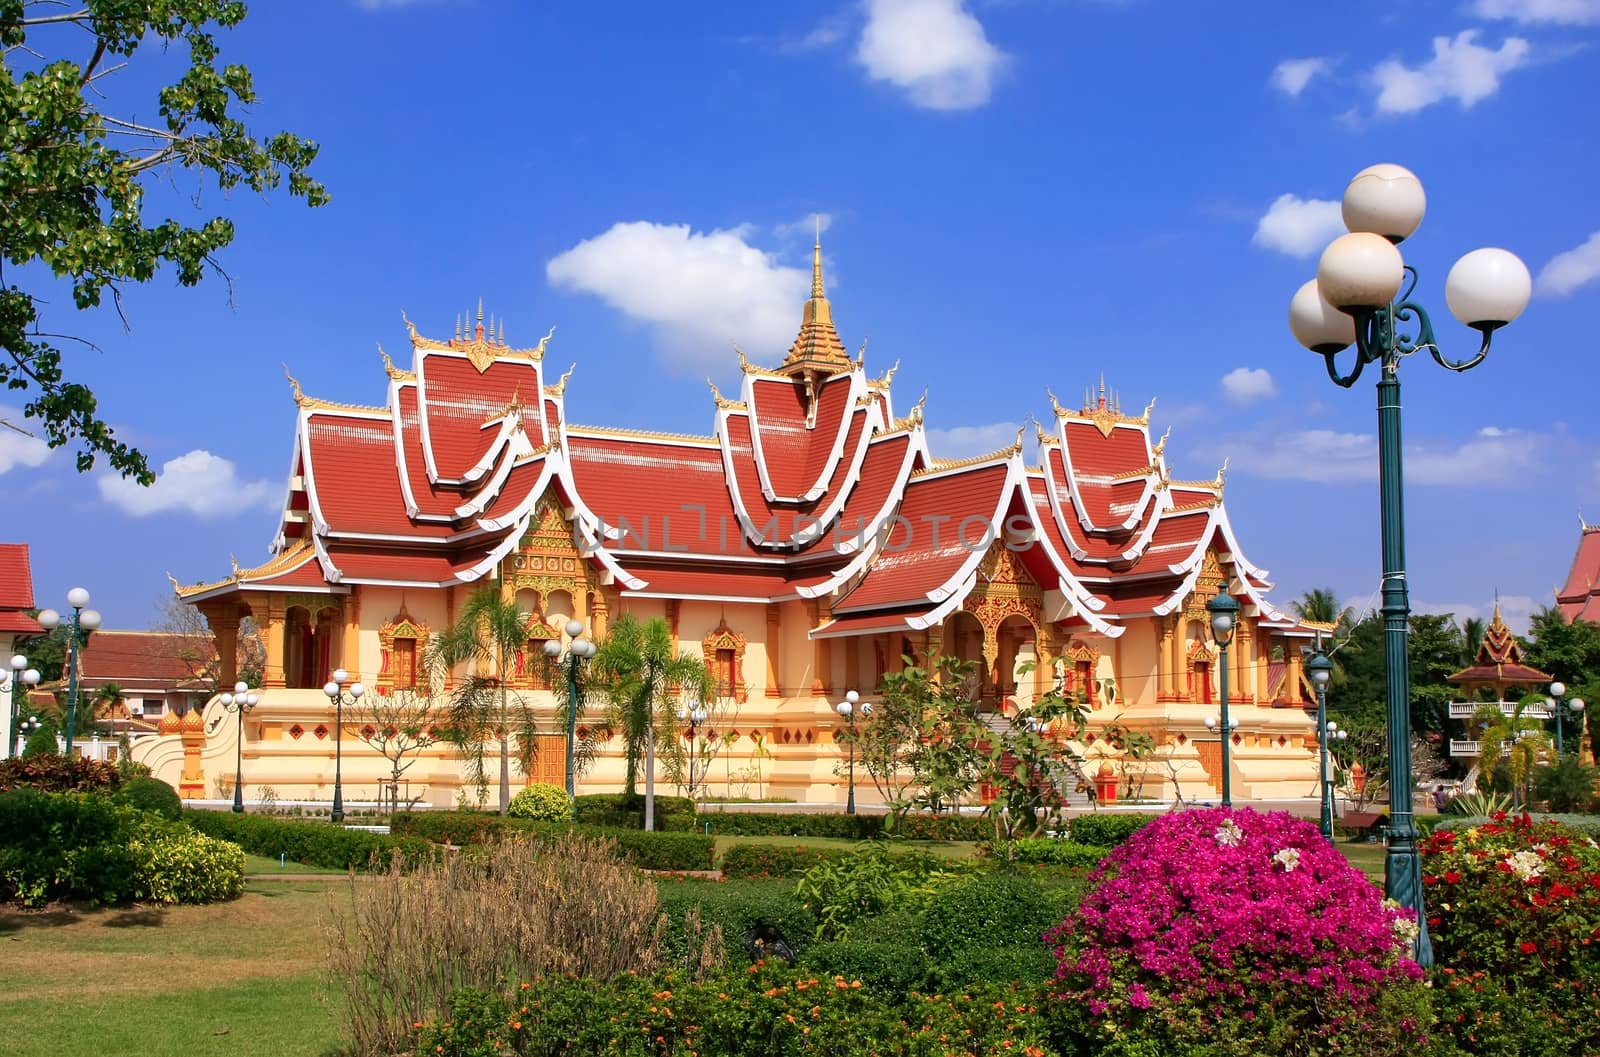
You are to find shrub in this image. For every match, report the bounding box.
[0,790,242,907]
[183,810,433,871]
[1533,757,1600,812]
[794,844,973,940]
[21,716,58,758]
[507,783,574,822]
[1420,813,1600,1054]
[941,943,1056,986]
[573,792,695,829]
[656,877,816,964]
[1065,811,1157,846]
[387,810,714,871]
[414,964,1061,1057]
[990,839,1110,868]
[920,870,1061,962]
[132,828,244,903]
[719,843,848,879]
[1050,807,1427,1055]
[800,938,930,991]
[890,812,991,841]
[0,753,121,793]
[327,832,661,1057]
[115,775,181,820]
[1447,789,1514,818]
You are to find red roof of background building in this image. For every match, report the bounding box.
[77,631,207,693]
[1557,523,1600,624]
[0,543,41,635]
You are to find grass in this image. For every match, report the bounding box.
[0,881,345,1057]
[1337,838,1389,882]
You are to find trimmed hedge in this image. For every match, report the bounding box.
[698,811,989,842]
[574,793,696,830]
[1066,811,1159,846]
[115,776,182,820]
[919,870,1064,962]
[890,813,991,841]
[719,843,850,879]
[387,810,715,871]
[183,810,433,871]
[988,839,1112,868]
[801,938,930,991]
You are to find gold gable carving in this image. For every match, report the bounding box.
[506,495,593,596]
[964,540,1044,673]
[1182,550,1229,620]
[702,618,749,703]
[377,610,431,694]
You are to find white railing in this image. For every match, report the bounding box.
[1448,700,1552,719]
[1449,739,1481,756]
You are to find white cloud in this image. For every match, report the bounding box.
[1469,0,1600,24]
[1253,194,1344,258]
[856,0,1008,110]
[1536,230,1600,297]
[785,14,853,51]
[0,410,51,475]
[354,0,443,9]
[1271,57,1332,97]
[1373,30,1532,114]
[1414,595,1538,635]
[1220,368,1277,405]
[1222,426,1546,486]
[546,222,810,371]
[924,421,1026,461]
[98,450,276,518]
[774,212,835,241]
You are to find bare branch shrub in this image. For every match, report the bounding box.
[324,833,663,1056]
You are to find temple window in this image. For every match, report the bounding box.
[715,648,737,698]
[526,637,552,690]
[1194,660,1213,704]
[392,636,418,690]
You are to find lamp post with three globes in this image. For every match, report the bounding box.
[836,690,871,815]
[37,588,103,759]
[3,655,41,758]
[219,681,260,813]
[542,619,596,805]
[1287,162,1532,967]
[1548,681,1586,758]
[322,669,364,823]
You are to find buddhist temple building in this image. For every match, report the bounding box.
[1445,603,1554,760]
[138,243,1325,806]
[1558,516,1600,624]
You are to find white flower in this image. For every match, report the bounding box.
[1505,850,1544,881]
[1391,914,1420,951]
[1214,818,1244,847]
[1272,847,1302,872]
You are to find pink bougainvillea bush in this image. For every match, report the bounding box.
[1046,807,1429,1056]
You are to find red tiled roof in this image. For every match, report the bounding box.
[394,384,470,521]
[417,353,544,481]
[812,605,947,639]
[0,543,35,610]
[1558,526,1600,624]
[1448,662,1552,687]
[306,410,452,538]
[78,631,205,691]
[624,562,838,601]
[835,462,1011,612]
[322,534,511,585]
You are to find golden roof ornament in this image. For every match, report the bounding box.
[1046,387,1067,419]
[1153,425,1172,458]
[778,232,853,374]
[283,364,307,407]
[544,362,576,397]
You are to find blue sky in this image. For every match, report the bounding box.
[7,0,1600,634]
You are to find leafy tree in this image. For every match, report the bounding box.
[21,714,57,756]
[1333,612,1464,738]
[353,688,441,815]
[910,656,985,815]
[428,587,536,815]
[154,596,264,695]
[1,1,326,479]
[92,680,123,721]
[1533,756,1599,812]
[841,658,926,818]
[977,670,1088,839]
[1522,608,1600,754]
[589,614,712,830]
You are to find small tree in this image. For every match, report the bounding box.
[976,670,1089,840]
[154,597,265,695]
[354,688,441,815]
[1330,718,1390,812]
[845,658,932,819]
[910,656,985,815]
[1474,699,1552,807]
[428,588,535,815]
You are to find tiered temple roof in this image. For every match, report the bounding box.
[1557,517,1600,624]
[1448,603,1551,694]
[174,242,1312,645]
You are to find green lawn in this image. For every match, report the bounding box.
[0,881,345,1057]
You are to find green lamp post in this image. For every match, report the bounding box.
[1306,649,1338,840]
[1204,589,1240,807]
[37,588,102,759]
[543,619,595,815]
[1288,163,1533,968]
[1547,682,1585,758]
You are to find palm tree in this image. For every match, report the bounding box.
[1463,617,1486,663]
[1292,588,1351,629]
[428,587,536,815]
[590,614,713,830]
[1472,699,1552,807]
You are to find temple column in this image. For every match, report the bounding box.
[1158,617,1176,700]
[844,634,862,695]
[811,599,831,695]
[263,596,286,689]
[666,599,681,651]
[1285,643,1304,706]
[1256,631,1273,704]
[205,605,241,689]
[1170,622,1188,701]
[766,604,781,697]
[1235,621,1253,704]
[341,592,362,683]
[924,624,944,683]
[591,588,610,638]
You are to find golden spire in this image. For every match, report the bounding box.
[778,223,851,373]
[455,313,462,342]
[811,223,825,300]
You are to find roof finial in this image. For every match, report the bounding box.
[1045,387,1066,419]
[282,363,306,406]
[477,297,484,323]
[498,320,505,346]
[1099,373,1107,410]
[811,222,825,300]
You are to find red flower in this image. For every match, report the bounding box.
[1444,871,1462,885]
[1520,941,1539,954]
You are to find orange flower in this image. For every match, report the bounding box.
[850,980,862,989]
